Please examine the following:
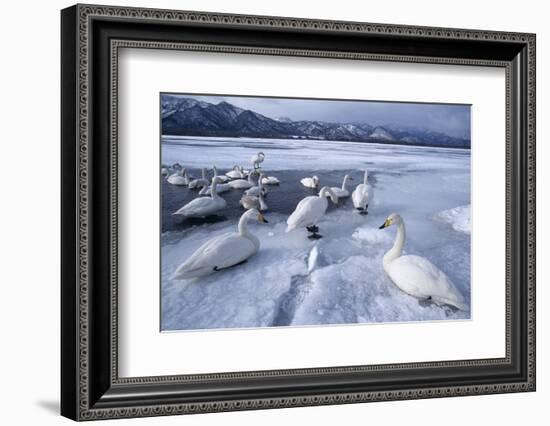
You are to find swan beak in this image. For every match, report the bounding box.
[258,213,269,223]
[379,219,390,229]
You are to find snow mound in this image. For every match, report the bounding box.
[352,226,393,245]
[291,256,468,326]
[436,205,470,234]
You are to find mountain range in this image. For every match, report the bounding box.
[161,95,470,149]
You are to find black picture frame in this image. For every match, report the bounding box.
[61,4,536,421]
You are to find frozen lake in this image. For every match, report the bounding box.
[161,136,471,331]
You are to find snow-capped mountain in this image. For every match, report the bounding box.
[161,95,470,148]
[369,126,396,141]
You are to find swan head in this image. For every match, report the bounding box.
[313,176,320,187]
[258,152,265,158]
[379,213,402,229]
[244,208,269,223]
[344,174,353,183]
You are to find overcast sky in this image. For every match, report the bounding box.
[171,94,471,139]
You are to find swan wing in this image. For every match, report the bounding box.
[330,187,349,198]
[300,178,313,187]
[229,179,252,189]
[245,186,260,196]
[173,197,226,217]
[240,195,259,209]
[286,196,326,231]
[173,233,256,279]
[387,255,467,310]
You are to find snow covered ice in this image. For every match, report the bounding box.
[161,136,471,331]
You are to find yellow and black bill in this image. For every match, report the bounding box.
[258,213,269,223]
[379,218,391,229]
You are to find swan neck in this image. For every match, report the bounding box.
[210,179,218,198]
[238,215,259,248]
[319,187,336,202]
[342,176,349,190]
[363,171,368,185]
[384,221,405,266]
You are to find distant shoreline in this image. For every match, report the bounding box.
[161,133,471,150]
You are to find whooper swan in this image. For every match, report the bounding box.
[379,213,468,310]
[171,209,268,279]
[286,186,338,239]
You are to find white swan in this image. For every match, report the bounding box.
[188,168,209,190]
[251,152,265,170]
[300,175,320,189]
[379,213,468,310]
[330,174,353,199]
[199,166,231,195]
[352,170,370,214]
[225,165,244,180]
[286,186,338,239]
[245,173,267,196]
[200,182,231,195]
[212,167,230,183]
[166,168,188,186]
[171,209,268,279]
[228,171,255,189]
[173,177,227,218]
[240,191,268,211]
[261,175,280,185]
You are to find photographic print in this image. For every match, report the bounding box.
[160,94,471,332]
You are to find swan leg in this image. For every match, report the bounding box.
[307,226,322,239]
[358,204,369,215]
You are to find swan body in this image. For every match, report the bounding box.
[171,209,268,279]
[301,176,320,189]
[251,152,265,169]
[228,172,255,189]
[261,176,280,185]
[330,174,353,198]
[200,182,231,195]
[199,166,231,195]
[379,213,468,310]
[210,166,228,183]
[226,165,244,179]
[166,168,188,186]
[245,174,267,196]
[173,177,227,218]
[286,187,338,233]
[240,192,268,211]
[188,168,208,189]
[352,170,370,213]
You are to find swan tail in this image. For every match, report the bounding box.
[171,265,213,280]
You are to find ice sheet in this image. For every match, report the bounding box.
[161,137,471,331]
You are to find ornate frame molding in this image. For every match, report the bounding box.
[61,4,536,421]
